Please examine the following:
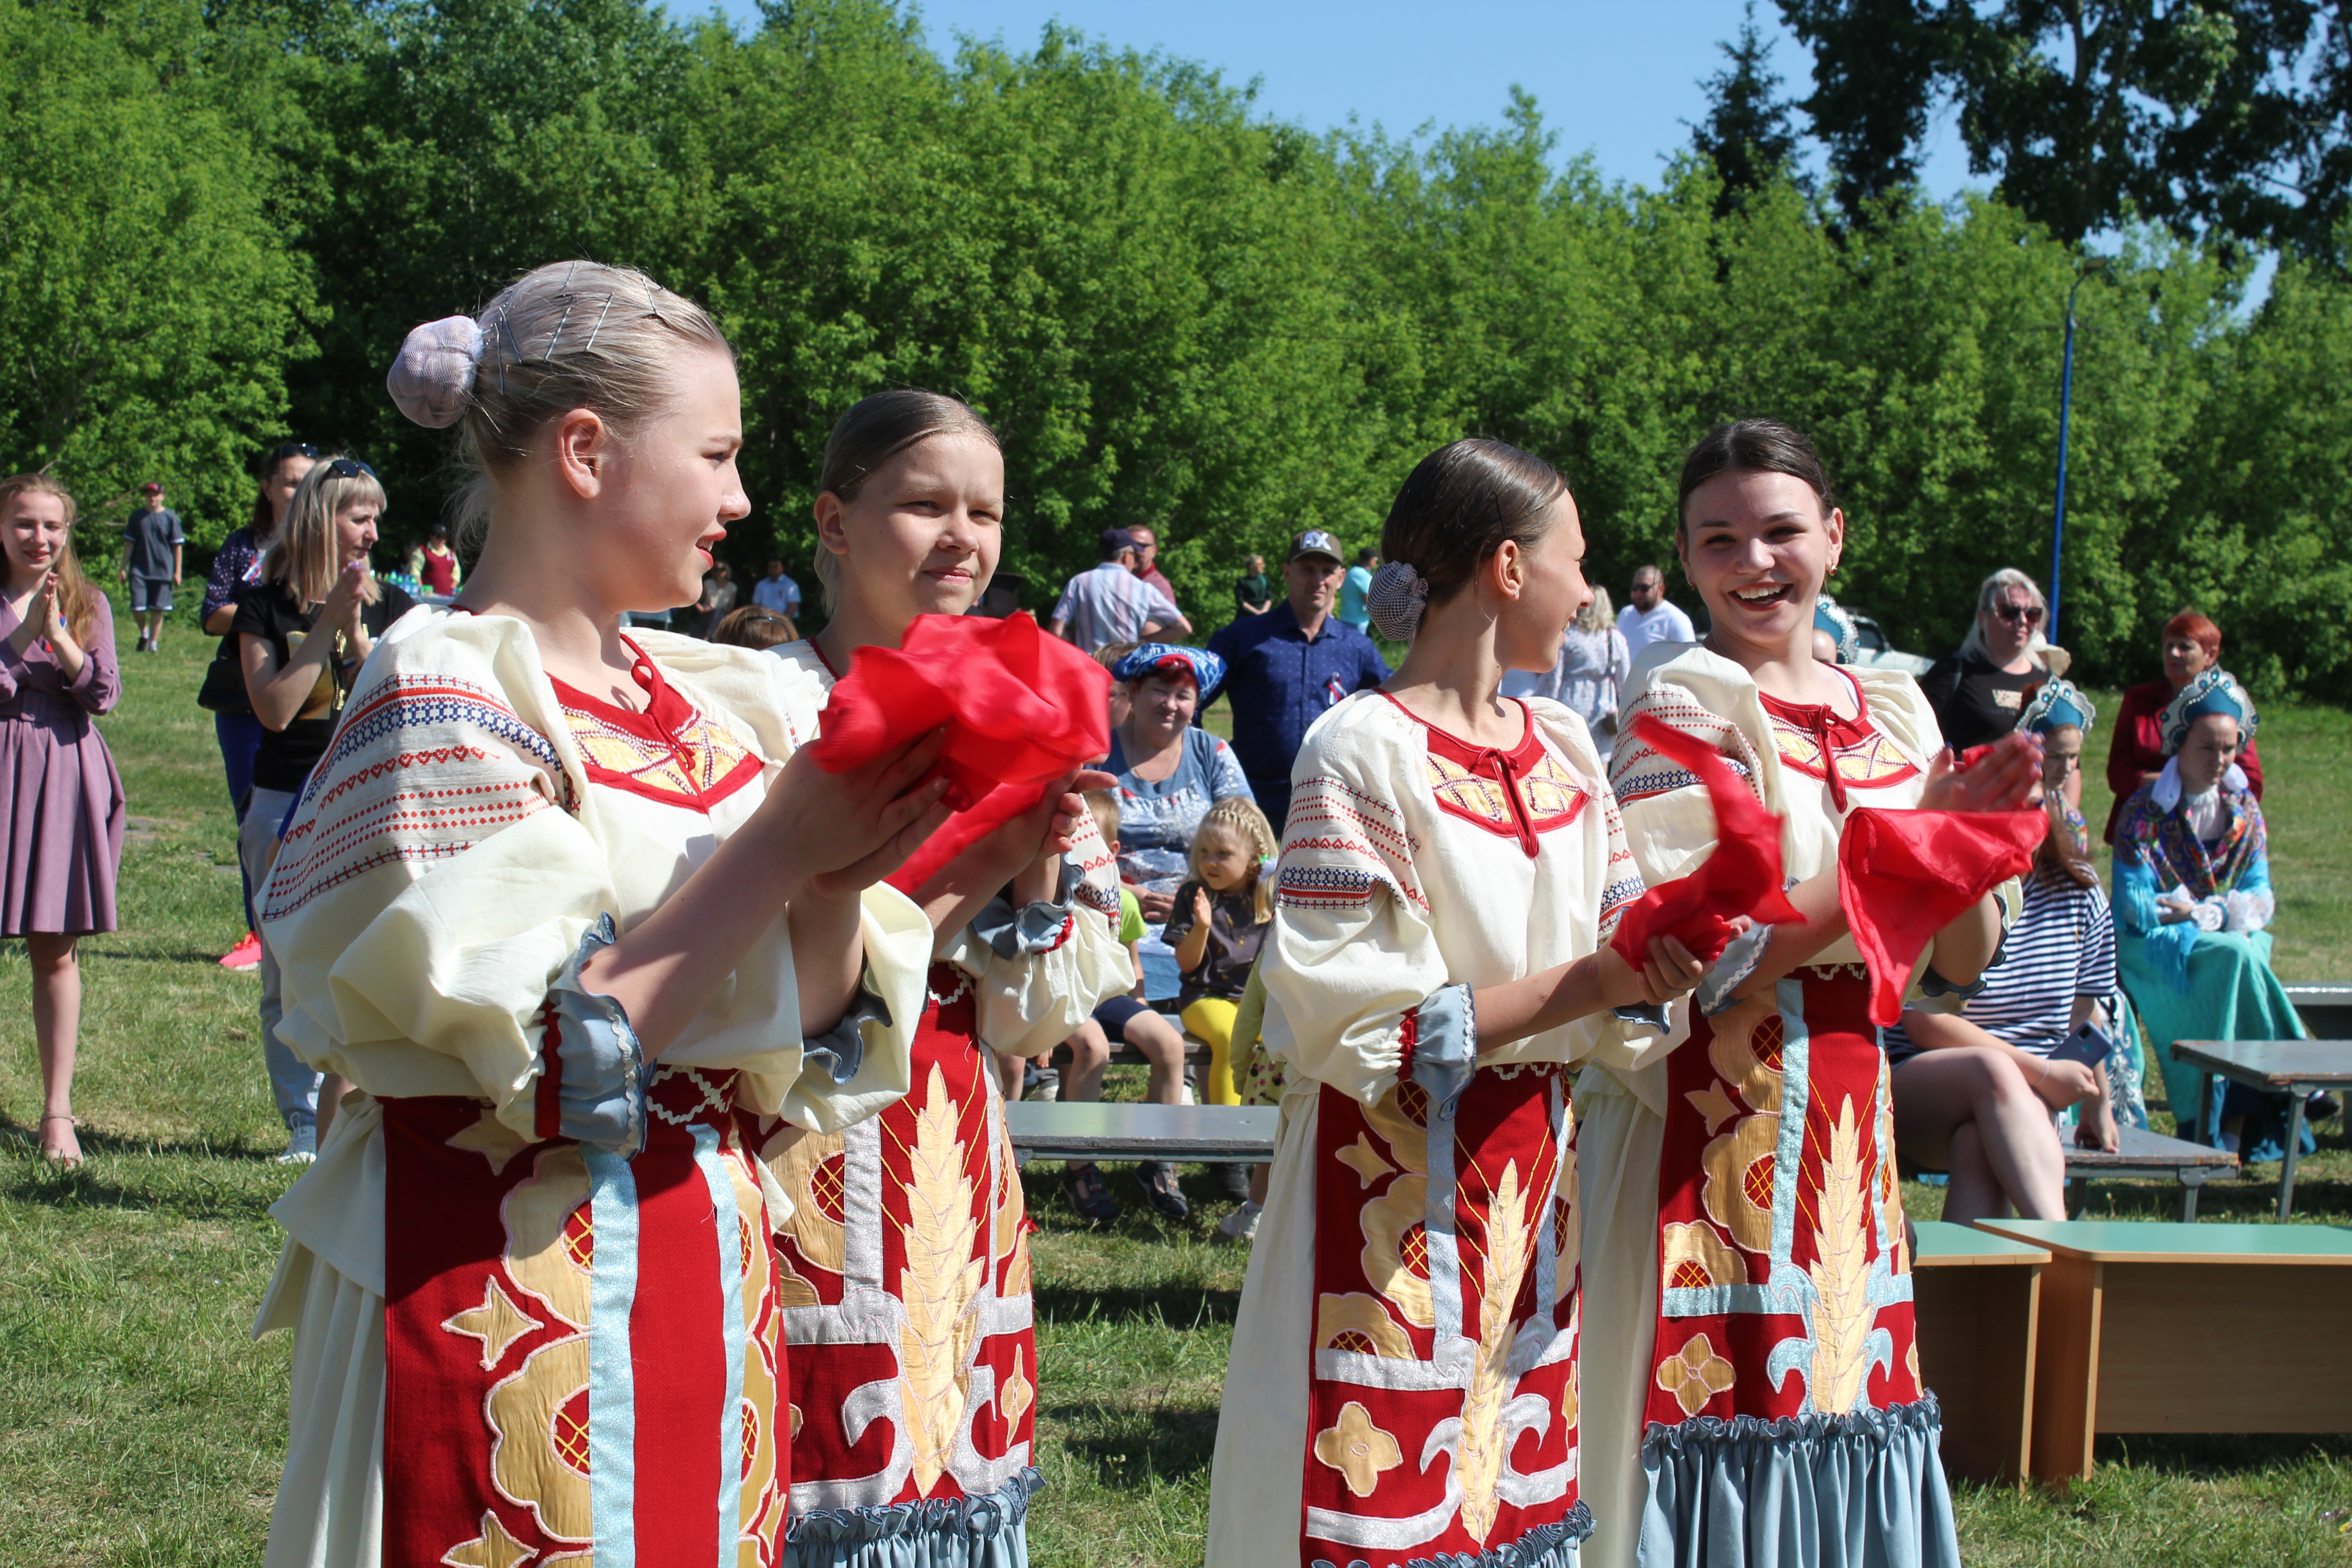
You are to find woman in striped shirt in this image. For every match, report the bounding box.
[1886,680,2118,1224]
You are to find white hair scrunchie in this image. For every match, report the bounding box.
[386,314,486,429]
[1366,559,1430,643]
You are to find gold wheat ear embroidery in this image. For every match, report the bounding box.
[898,1066,986,1494]
[1808,1095,1872,1415]
[1455,1159,1533,1544]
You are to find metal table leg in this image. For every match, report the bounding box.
[2195,1068,2216,1147]
[2277,1084,2308,1221]
[2179,1170,2203,1222]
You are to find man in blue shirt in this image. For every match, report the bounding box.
[1206,529,1390,825]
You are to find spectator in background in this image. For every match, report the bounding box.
[751,555,802,620]
[201,440,315,973]
[1205,529,1389,824]
[235,457,416,1164]
[1234,552,1273,617]
[2103,608,2264,843]
[1050,526,1188,651]
[1616,563,1694,654]
[2112,668,2311,1160]
[1336,545,1377,631]
[404,520,461,597]
[0,473,123,1170]
[119,481,184,653]
[1886,681,2118,1224]
[1921,567,2051,753]
[695,559,737,637]
[709,603,795,650]
[1533,584,1632,761]
[1128,523,1180,612]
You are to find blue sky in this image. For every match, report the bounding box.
[714,0,1980,196]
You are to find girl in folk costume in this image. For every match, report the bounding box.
[253,261,960,1568]
[1207,439,1707,1568]
[1580,420,2042,1568]
[760,389,1132,1568]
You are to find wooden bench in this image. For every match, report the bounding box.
[2284,983,2352,1040]
[1975,1218,2352,1483]
[1911,1221,2048,1486]
[1001,1101,1277,1164]
[2172,1039,2352,1220]
[2061,1124,2238,1221]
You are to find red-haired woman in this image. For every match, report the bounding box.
[2102,611,2264,843]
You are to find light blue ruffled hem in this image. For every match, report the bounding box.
[546,913,651,1155]
[784,1467,1042,1568]
[1638,1396,1960,1568]
[1311,1499,1594,1568]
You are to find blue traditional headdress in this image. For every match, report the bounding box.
[2016,677,2095,736]
[1813,594,1860,665]
[2159,667,2257,757]
[1111,642,1226,706]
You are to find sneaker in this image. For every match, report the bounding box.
[218,931,263,970]
[1137,1161,1190,1221]
[274,1119,318,1165]
[1213,1162,1253,1202]
[1062,1162,1118,1223]
[1215,1200,1262,1244]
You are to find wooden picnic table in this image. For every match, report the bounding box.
[1911,1221,2050,1485]
[1975,1218,2352,1483]
[2171,1039,2352,1219]
[2062,1123,2237,1220]
[1001,1101,1277,1164]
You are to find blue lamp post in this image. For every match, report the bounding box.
[2048,267,2095,646]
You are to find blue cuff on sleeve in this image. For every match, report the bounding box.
[1696,923,1774,1017]
[1410,982,1477,1118]
[802,975,893,1087]
[547,914,652,1156]
[972,854,1087,959]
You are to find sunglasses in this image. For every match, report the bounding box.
[322,458,377,482]
[1994,603,2046,625]
[266,441,319,464]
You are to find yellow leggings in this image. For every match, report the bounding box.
[1181,996,1243,1106]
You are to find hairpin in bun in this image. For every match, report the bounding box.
[1366,559,1430,642]
[386,315,486,429]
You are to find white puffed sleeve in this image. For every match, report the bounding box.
[1259,751,1456,1109]
[953,810,1134,1058]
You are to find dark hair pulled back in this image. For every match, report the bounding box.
[1377,438,1567,610]
[1676,418,1835,523]
[814,389,1001,612]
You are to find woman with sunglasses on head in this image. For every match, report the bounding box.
[1919,568,2054,757]
[234,456,416,1163]
[202,440,316,971]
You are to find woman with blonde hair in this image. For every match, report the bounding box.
[1533,582,1632,760]
[234,456,417,1162]
[252,262,970,1567]
[0,472,123,1169]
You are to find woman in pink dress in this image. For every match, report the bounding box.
[0,472,124,1168]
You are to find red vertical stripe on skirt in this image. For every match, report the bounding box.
[628,1135,726,1567]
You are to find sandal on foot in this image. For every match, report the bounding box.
[1063,1162,1118,1223]
[38,1113,82,1170]
[1137,1161,1190,1221]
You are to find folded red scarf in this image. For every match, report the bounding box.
[806,612,1110,895]
[1608,715,1803,969]
[1838,804,2044,1025]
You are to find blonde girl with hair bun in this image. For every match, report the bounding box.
[252,261,956,1568]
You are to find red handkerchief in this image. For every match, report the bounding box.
[807,612,1111,895]
[1609,715,1804,969]
[1837,806,2044,1026]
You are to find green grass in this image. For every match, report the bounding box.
[3,606,2350,1566]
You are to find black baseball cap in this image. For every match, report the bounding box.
[1098,526,1140,556]
[1288,529,1343,564]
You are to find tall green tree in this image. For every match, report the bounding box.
[1690,1,1805,216]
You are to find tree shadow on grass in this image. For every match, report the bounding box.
[1034,1282,1241,1328]
[1044,1399,1219,1485]
[0,1123,293,1220]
